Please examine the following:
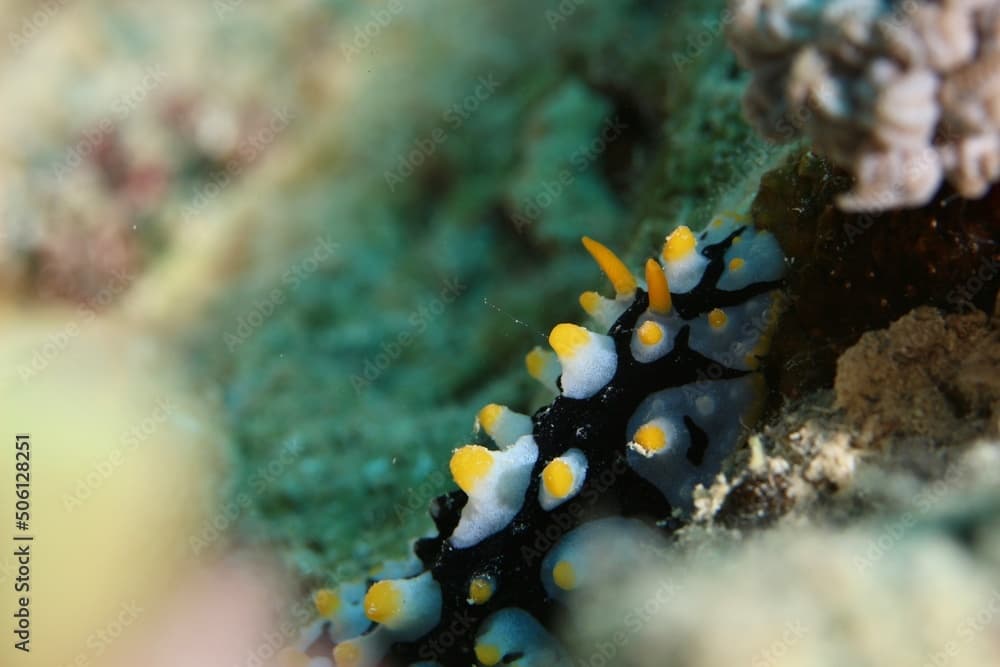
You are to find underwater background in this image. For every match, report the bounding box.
[1,1,999,665]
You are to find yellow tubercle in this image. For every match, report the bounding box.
[552,560,577,590]
[708,308,728,330]
[542,458,574,499]
[644,259,671,314]
[525,346,549,381]
[732,235,742,244]
[476,403,504,434]
[581,236,637,297]
[333,641,362,667]
[468,576,495,605]
[363,580,403,625]
[729,257,745,272]
[475,643,502,666]
[579,290,602,316]
[450,445,494,494]
[314,588,341,618]
[637,320,664,346]
[634,423,667,453]
[662,225,697,262]
[548,323,590,359]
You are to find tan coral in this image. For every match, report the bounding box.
[728,0,1000,210]
[834,306,1000,443]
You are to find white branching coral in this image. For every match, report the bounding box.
[727,0,1000,210]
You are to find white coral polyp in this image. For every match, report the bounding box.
[728,0,1000,211]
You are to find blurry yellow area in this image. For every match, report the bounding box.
[0,4,357,662]
[0,306,229,666]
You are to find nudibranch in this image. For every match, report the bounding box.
[281,212,785,666]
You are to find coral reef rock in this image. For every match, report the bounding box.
[574,484,1000,667]
[836,306,1000,443]
[750,150,1000,397]
[728,0,1000,210]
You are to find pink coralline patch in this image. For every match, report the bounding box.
[31,219,141,309]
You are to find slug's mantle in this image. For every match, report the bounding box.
[283,212,786,667]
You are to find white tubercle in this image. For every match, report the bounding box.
[660,225,709,293]
[448,435,538,548]
[475,403,533,449]
[548,323,617,399]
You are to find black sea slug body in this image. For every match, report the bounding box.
[282,212,785,667]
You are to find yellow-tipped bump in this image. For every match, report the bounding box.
[662,225,697,262]
[708,308,728,330]
[333,641,362,667]
[581,236,637,297]
[644,259,672,314]
[552,560,577,591]
[364,580,403,625]
[314,588,341,618]
[476,404,504,434]
[634,423,667,454]
[450,445,494,494]
[525,346,551,382]
[729,257,746,272]
[468,576,495,605]
[579,290,602,316]
[475,643,502,666]
[548,323,590,359]
[542,459,574,499]
[637,320,664,346]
